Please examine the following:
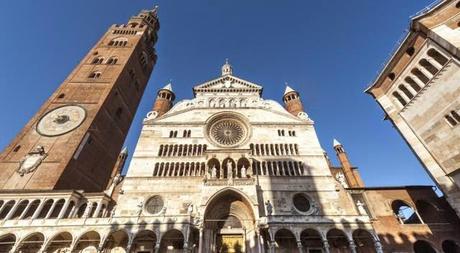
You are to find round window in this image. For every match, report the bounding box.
[145,195,164,214]
[205,112,250,148]
[293,193,311,213]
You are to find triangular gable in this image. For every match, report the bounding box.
[193,75,263,95]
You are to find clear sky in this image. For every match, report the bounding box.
[0,0,438,189]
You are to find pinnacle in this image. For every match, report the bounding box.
[333,139,342,147]
[284,85,295,95]
[162,83,173,92]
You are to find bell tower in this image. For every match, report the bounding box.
[283,85,304,116]
[0,6,160,192]
[333,139,364,188]
[152,83,175,117]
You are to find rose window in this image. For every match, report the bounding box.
[206,113,249,147]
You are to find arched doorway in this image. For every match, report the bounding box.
[17,232,44,253]
[352,230,375,253]
[104,230,129,253]
[442,240,459,253]
[0,233,16,252]
[132,230,157,252]
[300,229,323,252]
[204,189,255,253]
[45,232,72,252]
[274,229,298,253]
[159,229,184,253]
[327,229,350,253]
[414,240,436,253]
[74,231,100,253]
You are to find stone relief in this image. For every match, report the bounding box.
[17,145,47,176]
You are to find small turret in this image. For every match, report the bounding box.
[333,139,364,188]
[283,85,304,116]
[152,83,175,117]
[221,59,233,76]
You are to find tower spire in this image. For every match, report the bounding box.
[221,58,233,76]
[282,84,304,116]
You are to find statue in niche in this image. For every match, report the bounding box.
[227,160,233,178]
[265,200,273,215]
[211,165,217,178]
[241,165,247,178]
[137,201,144,216]
[84,204,92,218]
[335,172,348,188]
[187,203,194,214]
[356,200,368,216]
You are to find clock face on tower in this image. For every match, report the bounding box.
[36,105,86,137]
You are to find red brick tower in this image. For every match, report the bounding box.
[283,85,304,116]
[333,139,364,188]
[152,83,175,117]
[0,6,160,192]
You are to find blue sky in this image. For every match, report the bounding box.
[0,0,438,188]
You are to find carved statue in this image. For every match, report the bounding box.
[137,201,144,216]
[241,165,246,178]
[160,206,167,215]
[211,165,217,178]
[356,200,368,216]
[227,160,233,178]
[83,204,92,218]
[188,203,194,214]
[335,172,348,188]
[265,200,273,216]
[110,206,117,218]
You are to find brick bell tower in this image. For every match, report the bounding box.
[283,85,304,116]
[152,83,175,117]
[0,6,160,192]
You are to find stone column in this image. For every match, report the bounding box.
[296,240,304,253]
[93,201,103,218]
[31,198,47,220]
[374,240,384,253]
[417,65,434,80]
[19,200,33,219]
[58,198,72,219]
[154,242,160,253]
[198,228,204,253]
[427,57,443,70]
[4,200,21,221]
[349,240,357,253]
[45,199,58,219]
[410,74,427,88]
[322,239,330,253]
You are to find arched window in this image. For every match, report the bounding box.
[427,48,448,66]
[109,37,128,47]
[406,46,415,56]
[88,71,101,79]
[404,77,421,92]
[411,68,429,84]
[140,52,148,69]
[388,72,396,81]
[92,57,104,64]
[445,115,458,126]
[392,91,407,106]
[106,57,118,65]
[452,111,460,122]
[399,84,414,100]
[391,200,421,224]
[419,59,438,75]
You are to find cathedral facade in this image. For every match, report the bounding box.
[0,3,459,253]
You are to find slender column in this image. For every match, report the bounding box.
[68,202,78,218]
[374,240,384,253]
[398,87,412,102]
[322,239,330,253]
[4,200,21,221]
[426,57,443,69]
[417,65,434,80]
[58,198,72,219]
[45,199,58,219]
[349,240,357,253]
[198,228,204,253]
[19,200,33,219]
[93,201,103,218]
[405,81,419,95]
[297,240,304,253]
[31,198,47,220]
[154,242,160,253]
[410,74,427,88]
